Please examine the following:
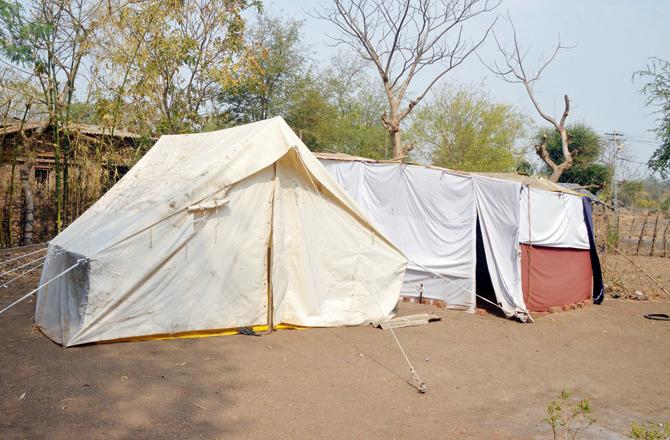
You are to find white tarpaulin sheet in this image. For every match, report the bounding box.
[321,161,476,311]
[35,117,407,346]
[472,176,526,315]
[320,158,594,318]
[519,187,589,249]
[321,161,531,317]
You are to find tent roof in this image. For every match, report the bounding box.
[55,118,402,258]
[314,152,583,196]
[558,183,609,207]
[474,173,582,196]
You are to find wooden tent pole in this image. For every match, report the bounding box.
[266,163,277,332]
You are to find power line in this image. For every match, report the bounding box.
[617,157,648,165]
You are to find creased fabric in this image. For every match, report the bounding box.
[321,160,477,311]
[472,176,527,316]
[519,187,590,249]
[36,117,407,346]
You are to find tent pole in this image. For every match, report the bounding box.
[526,185,533,306]
[266,163,277,332]
[266,241,273,332]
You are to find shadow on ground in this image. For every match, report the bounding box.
[1,269,670,439]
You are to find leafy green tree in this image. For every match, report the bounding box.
[618,180,644,208]
[98,0,259,135]
[282,68,389,159]
[283,54,389,158]
[538,123,610,191]
[0,0,50,63]
[1,0,108,231]
[220,14,306,124]
[515,159,534,176]
[317,0,499,159]
[635,58,670,178]
[217,15,390,158]
[409,85,528,172]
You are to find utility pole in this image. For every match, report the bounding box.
[605,131,624,212]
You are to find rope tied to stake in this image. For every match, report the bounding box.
[293,148,427,394]
[0,245,48,268]
[0,258,87,317]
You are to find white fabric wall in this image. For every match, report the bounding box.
[39,167,276,345]
[271,151,406,327]
[321,161,476,311]
[472,176,527,315]
[519,187,589,249]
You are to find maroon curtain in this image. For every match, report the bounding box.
[521,244,592,312]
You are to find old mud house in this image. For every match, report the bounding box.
[0,120,152,246]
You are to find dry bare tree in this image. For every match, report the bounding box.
[316,0,499,159]
[482,17,574,182]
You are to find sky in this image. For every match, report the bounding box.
[264,0,670,172]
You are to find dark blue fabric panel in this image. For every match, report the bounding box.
[582,198,604,304]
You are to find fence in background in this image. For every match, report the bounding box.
[594,208,670,257]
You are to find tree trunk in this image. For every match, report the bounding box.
[63,133,70,226]
[7,161,17,247]
[390,129,402,159]
[52,123,63,233]
[382,101,404,160]
[547,128,573,182]
[20,162,34,246]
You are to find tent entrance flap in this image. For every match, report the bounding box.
[270,149,405,327]
[474,217,499,313]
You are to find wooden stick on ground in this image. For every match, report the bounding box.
[605,241,670,297]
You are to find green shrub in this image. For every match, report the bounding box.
[630,421,670,440]
[544,390,595,440]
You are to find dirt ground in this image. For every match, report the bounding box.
[1,265,669,440]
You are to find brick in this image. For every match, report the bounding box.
[476,308,487,316]
[548,306,562,313]
[433,300,447,309]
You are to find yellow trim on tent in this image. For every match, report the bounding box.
[95,324,304,344]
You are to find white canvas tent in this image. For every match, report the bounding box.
[35,117,407,347]
[318,156,593,319]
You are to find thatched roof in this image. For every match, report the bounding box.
[0,120,147,140]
